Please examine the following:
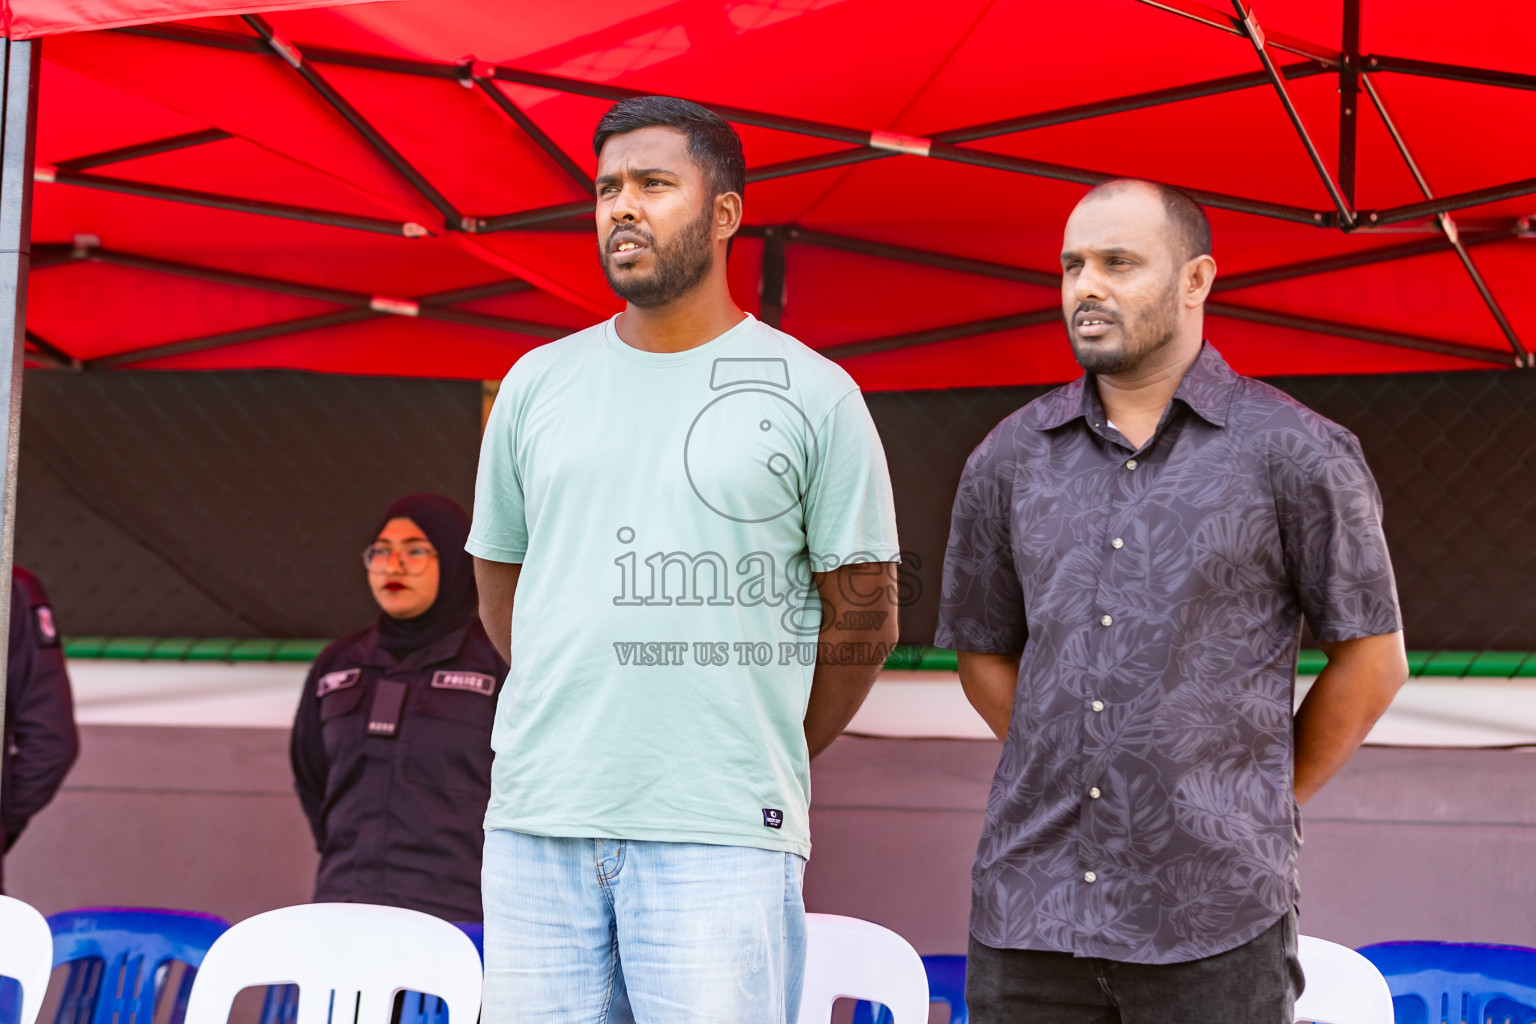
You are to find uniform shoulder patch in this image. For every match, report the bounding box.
[430,670,496,696]
[34,605,59,647]
[317,668,361,697]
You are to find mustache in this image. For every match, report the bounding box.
[1072,303,1119,322]
[606,226,656,248]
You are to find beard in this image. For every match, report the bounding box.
[1067,274,1182,376]
[600,202,715,309]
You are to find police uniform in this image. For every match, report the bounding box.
[291,619,506,922]
[2,567,80,892]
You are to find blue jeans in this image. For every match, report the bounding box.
[481,829,807,1024]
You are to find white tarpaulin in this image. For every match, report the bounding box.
[66,662,1536,747]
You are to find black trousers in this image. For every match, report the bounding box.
[965,910,1304,1024]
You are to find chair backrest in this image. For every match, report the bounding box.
[451,924,484,960]
[263,921,485,1024]
[1357,941,1536,1024]
[47,907,231,1024]
[392,924,485,1024]
[182,903,482,1024]
[854,953,969,1024]
[1295,936,1394,1024]
[0,896,54,1024]
[797,914,928,1024]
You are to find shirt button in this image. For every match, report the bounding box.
[1091,700,1105,712]
[1100,614,1113,627]
[1111,538,1124,549]
[1125,459,1138,471]
[1084,871,1097,883]
[1089,787,1101,799]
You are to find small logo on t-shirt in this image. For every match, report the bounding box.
[762,808,784,829]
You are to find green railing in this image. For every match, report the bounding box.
[57,639,1536,678]
[63,637,330,662]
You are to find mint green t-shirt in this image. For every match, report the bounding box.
[467,313,899,858]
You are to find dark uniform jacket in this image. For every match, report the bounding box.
[291,619,506,922]
[2,568,80,891]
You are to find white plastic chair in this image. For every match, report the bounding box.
[181,903,482,1024]
[0,895,53,1024]
[1295,935,1395,1024]
[797,913,929,1024]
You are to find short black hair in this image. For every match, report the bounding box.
[1083,178,1212,262]
[592,96,746,204]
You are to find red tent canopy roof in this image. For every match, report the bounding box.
[21,0,1536,388]
[1,0,375,40]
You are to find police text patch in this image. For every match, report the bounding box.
[430,670,496,696]
[317,668,361,697]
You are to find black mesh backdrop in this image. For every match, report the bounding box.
[14,369,480,638]
[13,367,1536,649]
[866,370,1536,651]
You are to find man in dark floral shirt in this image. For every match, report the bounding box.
[936,179,1408,1023]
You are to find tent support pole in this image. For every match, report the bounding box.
[1130,0,1340,63]
[56,128,231,171]
[1215,226,1518,291]
[1361,73,1528,366]
[819,299,1513,367]
[23,330,78,371]
[481,148,1330,233]
[759,228,786,328]
[1230,0,1355,228]
[818,309,1062,360]
[1338,0,1361,208]
[85,277,563,369]
[786,227,1058,287]
[1366,54,1536,92]
[1205,302,1517,365]
[241,15,463,229]
[782,222,1523,292]
[1361,178,1536,227]
[471,78,594,195]
[37,167,429,236]
[0,37,39,806]
[87,309,381,369]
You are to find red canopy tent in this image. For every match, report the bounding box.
[0,0,1528,921]
[3,0,1532,390]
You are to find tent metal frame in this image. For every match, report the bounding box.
[0,35,37,808]
[0,3,1533,783]
[29,241,565,368]
[19,5,1534,369]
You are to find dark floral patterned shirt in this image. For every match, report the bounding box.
[935,343,1401,964]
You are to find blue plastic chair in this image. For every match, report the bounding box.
[0,979,22,1024]
[1357,941,1536,1024]
[395,923,485,1024]
[47,907,231,1024]
[263,921,486,1024]
[852,953,967,1024]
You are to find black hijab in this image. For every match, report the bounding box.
[371,493,478,656]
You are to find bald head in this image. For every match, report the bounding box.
[1080,179,1211,264]
[1059,178,1219,379]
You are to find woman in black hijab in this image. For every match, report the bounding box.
[291,494,507,922]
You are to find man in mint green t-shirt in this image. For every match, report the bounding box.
[469,96,900,1024]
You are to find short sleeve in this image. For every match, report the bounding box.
[1277,428,1402,642]
[934,425,1027,654]
[467,373,529,563]
[804,389,899,567]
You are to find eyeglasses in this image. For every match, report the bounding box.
[362,544,438,575]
